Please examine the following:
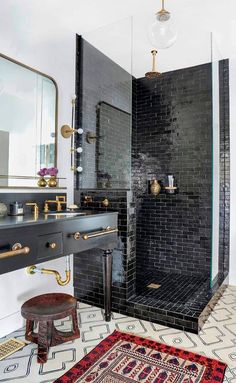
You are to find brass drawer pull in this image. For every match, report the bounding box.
[83,227,118,240]
[74,232,81,241]
[0,243,30,260]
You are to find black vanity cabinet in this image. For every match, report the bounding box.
[0,211,118,321]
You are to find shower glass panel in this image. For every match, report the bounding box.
[78,17,133,190]
[211,34,221,287]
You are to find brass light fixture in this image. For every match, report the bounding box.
[60,95,84,174]
[61,125,84,139]
[145,50,161,78]
[148,0,177,49]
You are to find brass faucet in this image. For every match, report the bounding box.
[26,203,39,219]
[44,196,67,212]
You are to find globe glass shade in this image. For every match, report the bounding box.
[148,16,177,49]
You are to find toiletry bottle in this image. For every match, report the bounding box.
[9,202,24,216]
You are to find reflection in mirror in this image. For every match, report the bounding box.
[0,54,57,187]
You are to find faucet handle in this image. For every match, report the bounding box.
[26,203,39,217]
[44,203,49,213]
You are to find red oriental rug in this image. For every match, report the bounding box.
[54,330,227,383]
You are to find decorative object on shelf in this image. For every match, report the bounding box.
[97,172,112,189]
[102,198,109,207]
[165,174,178,194]
[145,50,161,78]
[47,167,58,187]
[148,0,177,49]
[0,202,7,218]
[150,179,161,195]
[37,168,48,187]
[9,202,24,216]
[84,195,93,205]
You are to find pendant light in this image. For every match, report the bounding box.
[148,0,177,49]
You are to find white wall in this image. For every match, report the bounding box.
[0,2,76,336]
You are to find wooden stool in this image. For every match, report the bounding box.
[21,293,80,364]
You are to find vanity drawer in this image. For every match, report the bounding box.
[63,214,118,254]
[0,228,37,275]
[37,232,63,260]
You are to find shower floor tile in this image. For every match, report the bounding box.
[128,269,226,333]
[136,270,208,306]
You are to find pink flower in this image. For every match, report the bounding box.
[37,168,48,177]
[47,167,58,177]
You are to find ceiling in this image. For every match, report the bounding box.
[0,0,235,77]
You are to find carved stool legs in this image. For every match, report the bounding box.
[24,307,80,364]
[38,321,50,364]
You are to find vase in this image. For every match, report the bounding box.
[47,176,58,188]
[37,177,47,188]
[150,179,161,196]
[0,202,7,218]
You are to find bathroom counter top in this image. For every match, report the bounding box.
[0,210,118,229]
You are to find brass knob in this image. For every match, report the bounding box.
[74,232,81,240]
[102,198,109,207]
[49,242,57,249]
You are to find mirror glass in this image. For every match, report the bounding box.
[0,54,57,187]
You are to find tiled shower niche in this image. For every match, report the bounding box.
[75,35,230,333]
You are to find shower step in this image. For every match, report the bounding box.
[127,281,227,334]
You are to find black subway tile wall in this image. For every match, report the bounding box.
[75,36,132,190]
[133,64,213,277]
[75,36,230,333]
[97,102,131,189]
[74,189,135,312]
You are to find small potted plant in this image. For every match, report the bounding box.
[37,168,48,187]
[47,167,59,187]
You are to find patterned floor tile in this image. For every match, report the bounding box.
[0,286,236,382]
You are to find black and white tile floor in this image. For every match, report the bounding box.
[1,286,236,382]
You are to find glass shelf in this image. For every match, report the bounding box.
[0,175,67,189]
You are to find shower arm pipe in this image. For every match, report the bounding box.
[26,255,71,286]
[152,50,158,72]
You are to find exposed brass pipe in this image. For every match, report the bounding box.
[26,256,71,286]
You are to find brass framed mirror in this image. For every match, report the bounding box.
[0,53,58,187]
